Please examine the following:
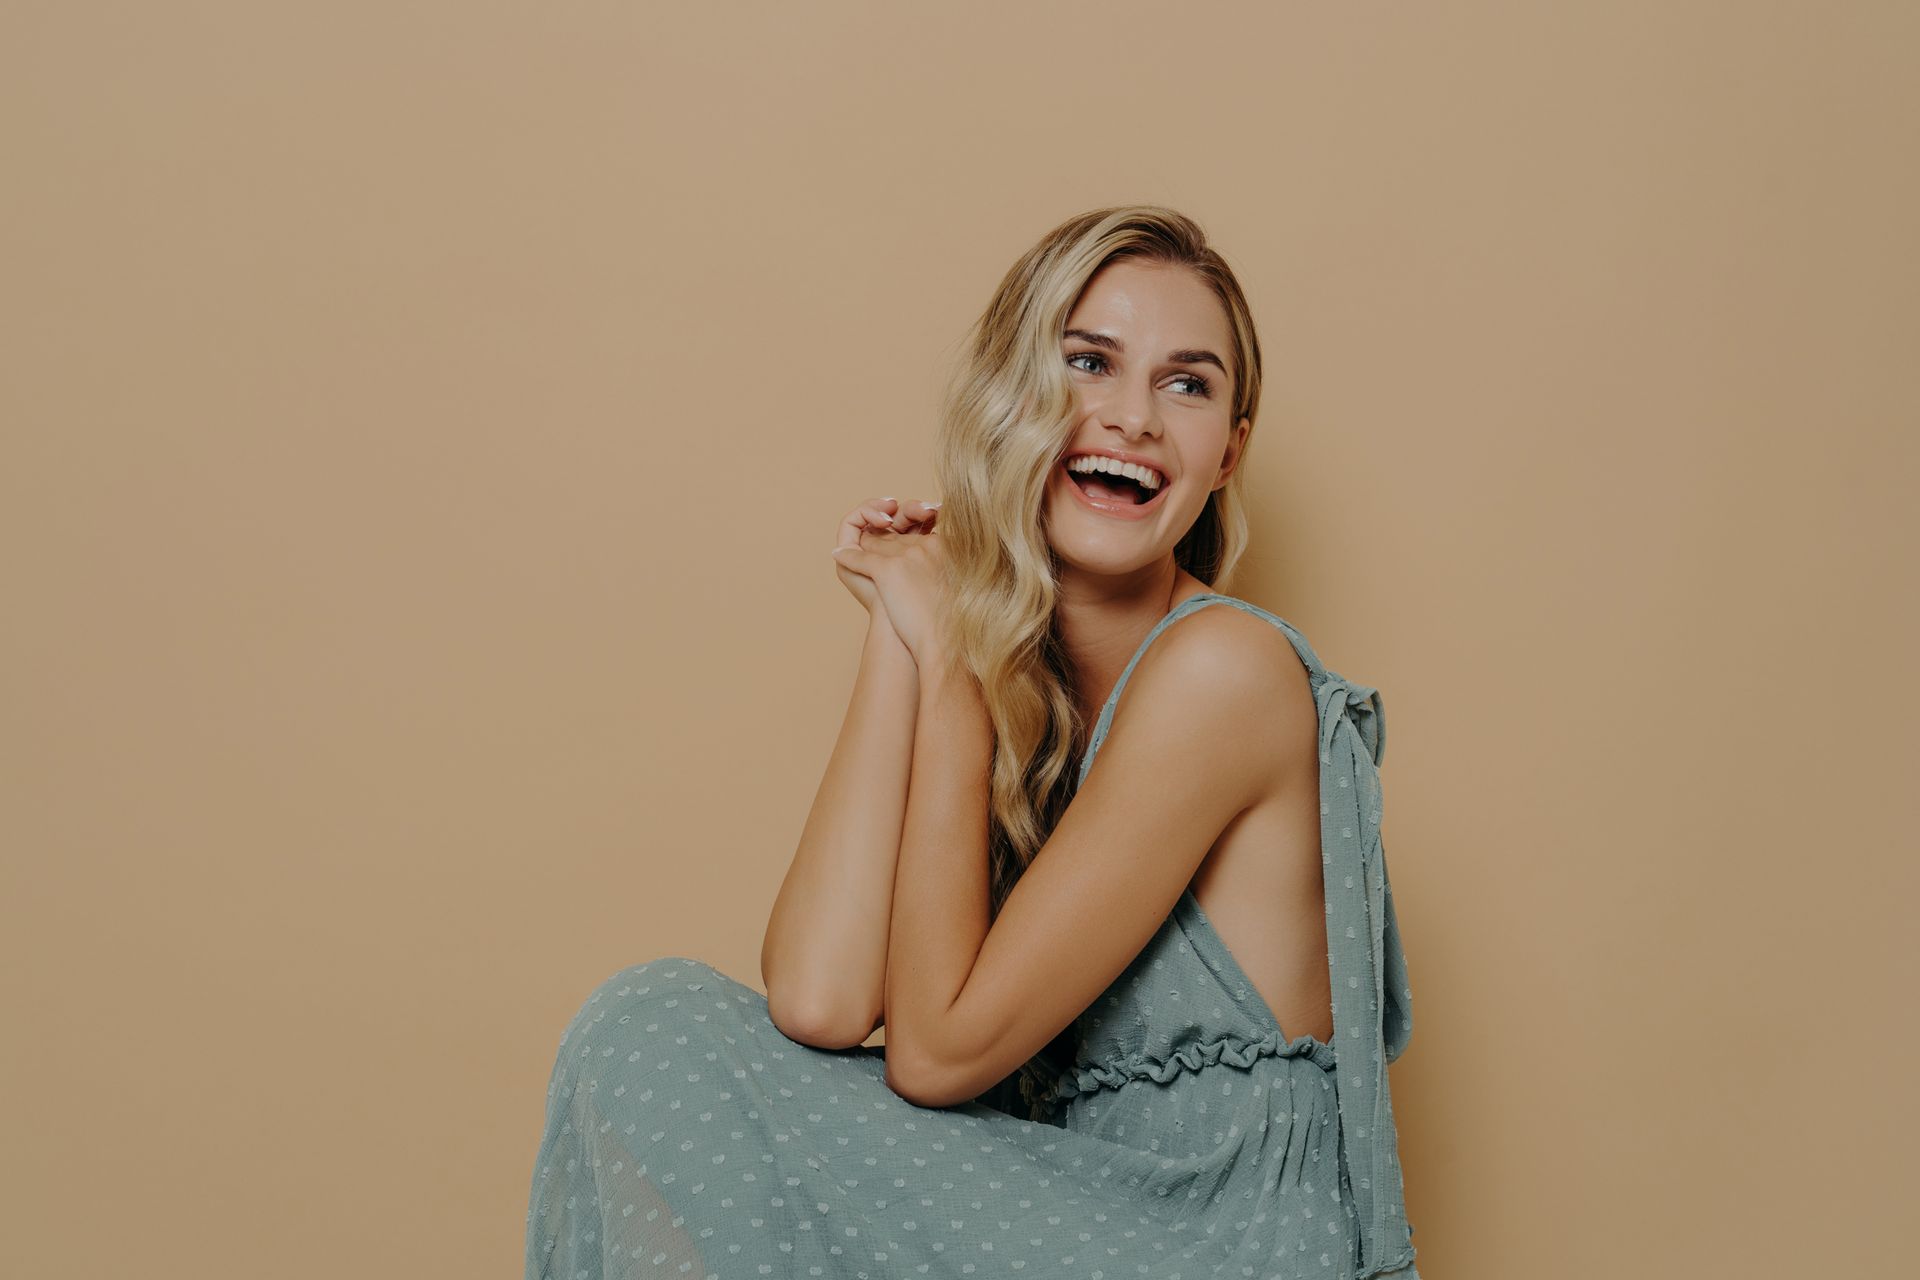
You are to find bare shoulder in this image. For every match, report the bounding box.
[1134,599,1313,707]
[1110,601,1318,795]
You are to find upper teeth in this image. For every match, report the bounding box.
[1065,455,1164,491]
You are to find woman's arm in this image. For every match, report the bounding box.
[761,605,919,1048]
[881,608,1299,1107]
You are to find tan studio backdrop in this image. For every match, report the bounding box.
[2,3,1913,1276]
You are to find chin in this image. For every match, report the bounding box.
[1045,509,1190,578]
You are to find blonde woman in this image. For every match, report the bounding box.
[525,206,1422,1280]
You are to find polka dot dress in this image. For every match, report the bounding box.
[524,593,1421,1280]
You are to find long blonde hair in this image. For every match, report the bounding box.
[930,205,1265,1118]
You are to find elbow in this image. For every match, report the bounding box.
[882,1039,972,1109]
[766,987,878,1051]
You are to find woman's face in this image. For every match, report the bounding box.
[1045,258,1249,576]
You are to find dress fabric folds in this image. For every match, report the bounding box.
[524,592,1421,1279]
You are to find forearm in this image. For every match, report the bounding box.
[762,610,920,1044]
[883,649,995,1089]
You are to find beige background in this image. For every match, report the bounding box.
[3,3,1914,1275]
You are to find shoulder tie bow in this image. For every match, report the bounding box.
[1317,674,1386,770]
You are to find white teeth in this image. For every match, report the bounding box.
[1064,455,1164,491]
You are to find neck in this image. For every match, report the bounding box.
[1054,564,1198,725]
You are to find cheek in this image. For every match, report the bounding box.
[1181,433,1232,485]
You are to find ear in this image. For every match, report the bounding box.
[1215,416,1251,487]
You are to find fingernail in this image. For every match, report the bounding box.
[881,495,894,502]
[925,502,941,509]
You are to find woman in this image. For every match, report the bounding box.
[524,206,1421,1280]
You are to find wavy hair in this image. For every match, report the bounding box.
[929,205,1265,1120]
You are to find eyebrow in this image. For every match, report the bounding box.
[1062,328,1230,378]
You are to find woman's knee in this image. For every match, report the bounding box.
[569,955,725,1026]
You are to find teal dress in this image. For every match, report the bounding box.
[525,592,1421,1279]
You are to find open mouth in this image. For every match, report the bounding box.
[1062,460,1164,507]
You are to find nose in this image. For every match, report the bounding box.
[1092,369,1162,441]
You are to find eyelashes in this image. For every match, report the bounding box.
[1065,351,1214,399]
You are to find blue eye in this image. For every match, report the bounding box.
[1066,351,1213,398]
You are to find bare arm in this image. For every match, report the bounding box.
[881,607,1297,1107]
[761,498,933,1047]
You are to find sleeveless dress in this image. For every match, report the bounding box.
[524,591,1421,1280]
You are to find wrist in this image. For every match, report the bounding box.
[865,609,916,669]
[914,646,971,700]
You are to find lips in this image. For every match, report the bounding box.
[1057,460,1169,521]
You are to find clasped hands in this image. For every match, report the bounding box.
[831,496,948,667]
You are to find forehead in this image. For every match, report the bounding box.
[1064,259,1231,348]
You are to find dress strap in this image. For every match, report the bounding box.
[1074,590,1420,1278]
[1076,592,1237,788]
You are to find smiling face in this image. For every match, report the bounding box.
[1047,258,1250,576]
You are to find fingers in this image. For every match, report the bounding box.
[829,542,869,573]
[839,496,941,539]
[837,499,891,549]
[870,497,942,534]
[896,498,941,533]
[861,497,903,531]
